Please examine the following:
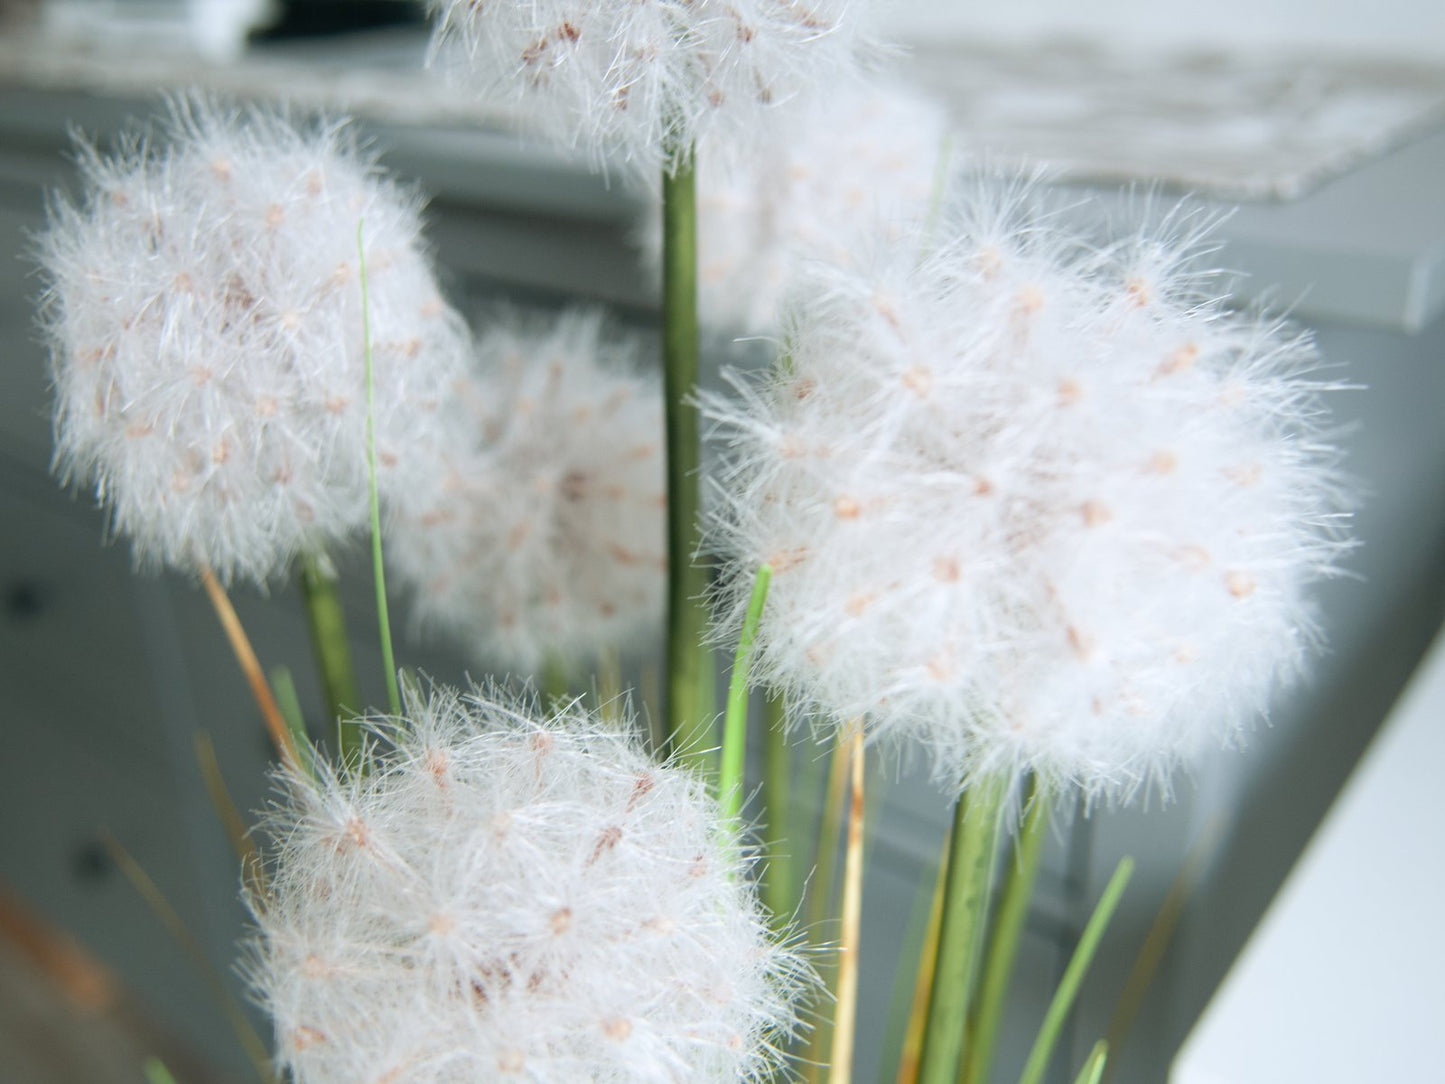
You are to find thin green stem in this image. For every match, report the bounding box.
[143,1058,179,1084]
[763,688,792,927]
[964,780,1050,1084]
[358,220,400,718]
[720,565,771,823]
[1073,1041,1108,1084]
[917,778,1005,1084]
[298,553,363,761]
[1018,858,1135,1084]
[660,153,713,773]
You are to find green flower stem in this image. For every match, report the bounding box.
[143,1058,179,1084]
[917,777,1005,1084]
[1073,1041,1109,1084]
[1018,857,1135,1084]
[963,780,1050,1084]
[763,687,792,926]
[720,565,770,824]
[358,220,400,719]
[297,554,362,758]
[660,153,714,773]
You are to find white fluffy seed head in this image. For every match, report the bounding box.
[245,685,811,1083]
[704,179,1352,804]
[640,75,950,333]
[386,309,667,674]
[38,98,471,585]
[427,0,879,177]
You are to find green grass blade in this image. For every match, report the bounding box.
[1018,858,1135,1084]
[357,220,400,717]
[267,665,309,759]
[143,1057,180,1084]
[297,552,363,762]
[1102,819,1223,1082]
[1073,1041,1108,1084]
[720,565,771,824]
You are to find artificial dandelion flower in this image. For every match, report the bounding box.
[639,75,950,333]
[39,98,471,585]
[387,309,667,673]
[704,181,1351,801]
[427,0,878,176]
[246,685,810,1083]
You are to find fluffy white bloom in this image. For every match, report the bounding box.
[387,309,667,673]
[39,99,471,585]
[640,76,950,333]
[427,0,877,176]
[246,685,809,1083]
[704,181,1350,801]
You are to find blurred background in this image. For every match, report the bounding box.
[1,2,1443,1082]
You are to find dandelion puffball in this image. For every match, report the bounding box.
[427,0,876,176]
[247,686,808,1083]
[705,182,1350,800]
[39,99,470,585]
[641,76,950,333]
[387,309,667,673]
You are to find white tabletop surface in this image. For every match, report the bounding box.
[1171,620,1445,1083]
